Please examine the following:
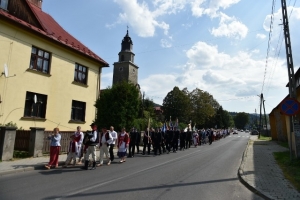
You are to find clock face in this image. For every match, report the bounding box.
[119,67,123,71]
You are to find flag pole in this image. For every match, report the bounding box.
[147,117,150,143]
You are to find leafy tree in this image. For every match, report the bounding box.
[162,86,191,124]
[143,98,155,117]
[189,89,218,128]
[233,112,249,129]
[215,106,224,129]
[222,110,235,128]
[95,82,140,131]
[214,106,234,129]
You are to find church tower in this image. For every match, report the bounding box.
[113,30,139,86]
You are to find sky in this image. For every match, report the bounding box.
[42,0,300,114]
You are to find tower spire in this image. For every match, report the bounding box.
[121,28,133,52]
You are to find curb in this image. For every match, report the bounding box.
[0,148,120,176]
[0,161,66,176]
[237,138,273,200]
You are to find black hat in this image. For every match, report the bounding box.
[90,123,96,127]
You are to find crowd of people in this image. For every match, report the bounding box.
[45,123,231,170]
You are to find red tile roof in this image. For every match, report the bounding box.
[0,1,109,66]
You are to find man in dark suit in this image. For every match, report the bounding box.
[173,127,179,152]
[186,128,192,149]
[135,129,141,154]
[142,128,151,155]
[180,129,186,151]
[165,128,173,153]
[153,128,162,155]
[129,127,137,157]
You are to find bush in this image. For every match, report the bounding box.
[13,151,30,159]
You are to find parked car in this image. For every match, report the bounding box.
[233,130,238,134]
[251,130,259,135]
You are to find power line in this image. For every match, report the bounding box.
[217,96,258,102]
[264,0,297,96]
[261,0,276,94]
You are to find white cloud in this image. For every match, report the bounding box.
[138,41,288,108]
[152,0,187,15]
[263,6,300,39]
[160,39,172,48]
[190,0,241,18]
[263,6,300,64]
[112,0,244,38]
[256,33,266,39]
[186,41,230,69]
[113,0,171,37]
[210,12,248,39]
[140,74,178,102]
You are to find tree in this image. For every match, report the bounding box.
[214,106,234,129]
[95,82,140,131]
[189,89,218,128]
[162,86,190,124]
[233,112,249,129]
[222,110,235,128]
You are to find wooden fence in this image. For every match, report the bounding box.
[43,131,74,154]
[14,130,76,154]
[14,130,30,151]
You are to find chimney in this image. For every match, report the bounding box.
[27,0,43,9]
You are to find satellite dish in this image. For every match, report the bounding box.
[34,94,37,104]
[3,64,8,77]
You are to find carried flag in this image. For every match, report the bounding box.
[175,118,179,128]
[147,117,151,142]
[162,121,167,133]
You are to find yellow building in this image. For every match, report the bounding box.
[0,0,109,131]
[269,68,300,155]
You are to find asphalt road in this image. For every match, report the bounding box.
[0,131,262,200]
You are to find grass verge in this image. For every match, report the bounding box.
[259,135,272,141]
[273,151,300,192]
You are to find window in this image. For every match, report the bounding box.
[119,67,123,71]
[29,46,51,74]
[24,92,47,118]
[0,0,8,10]
[74,63,88,84]
[71,100,86,121]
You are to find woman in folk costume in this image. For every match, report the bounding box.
[63,135,78,167]
[74,126,84,164]
[45,128,61,169]
[117,128,130,163]
[193,131,199,147]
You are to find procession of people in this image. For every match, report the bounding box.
[45,122,230,170]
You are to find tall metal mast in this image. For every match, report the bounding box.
[281,0,299,158]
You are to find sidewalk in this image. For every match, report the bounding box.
[0,148,119,176]
[238,136,300,200]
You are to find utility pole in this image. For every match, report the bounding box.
[281,0,299,159]
[142,91,145,118]
[263,99,268,136]
[255,109,258,130]
[259,93,263,138]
